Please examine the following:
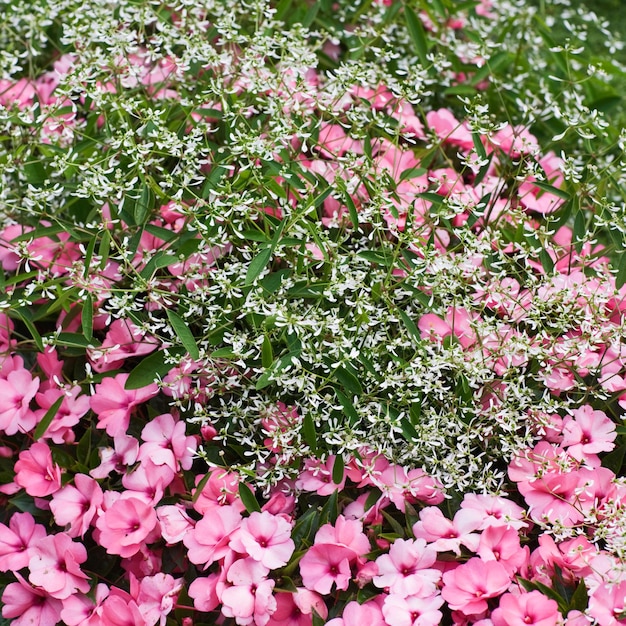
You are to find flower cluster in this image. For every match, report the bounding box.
[1,0,626,623]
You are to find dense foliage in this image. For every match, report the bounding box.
[1,0,626,624]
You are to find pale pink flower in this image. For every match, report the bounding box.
[229,510,295,569]
[0,512,47,572]
[426,109,474,149]
[373,538,440,597]
[268,588,328,626]
[299,543,355,594]
[134,573,182,626]
[375,464,444,510]
[121,458,175,505]
[588,581,626,626]
[138,413,197,472]
[441,558,511,616]
[192,467,245,514]
[296,455,345,495]
[34,385,90,444]
[28,533,91,599]
[14,441,62,497]
[95,496,158,557]
[325,598,386,626]
[189,573,221,612]
[183,504,242,566]
[382,593,445,626]
[90,433,139,478]
[60,583,110,626]
[313,516,371,556]
[1,572,63,626]
[100,586,146,626]
[0,367,39,435]
[491,591,560,626]
[561,405,616,465]
[220,557,277,626]
[412,507,482,554]
[90,373,159,436]
[476,526,529,575]
[460,493,527,530]
[50,473,104,537]
[418,313,452,342]
[156,504,194,544]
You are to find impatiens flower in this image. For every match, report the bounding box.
[50,473,104,537]
[588,581,626,626]
[561,405,616,465]
[441,557,511,616]
[192,468,245,514]
[188,573,221,613]
[0,512,47,572]
[156,504,195,544]
[138,412,197,472]
[1,572,63,626]
[299,543,355,594]
[412,506,482,554]
[382,593,445,626]
[373,538,440,597]
[34,385,90,444]
[95,496,159,557]
[491,591,560,626]
[325,598,386,626]
[460,493,527,530]
[28,532,91,599]
[476,526,529,575]
[229,510,295,569]
[0,367,39,435]
[133,572,182,626]
[60,583,110,626]
[14,441,62,497]
[269,588,328,626]
[90,373,159,437]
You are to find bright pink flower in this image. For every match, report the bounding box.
[14,441,62,496]
[133,573,182,626]
[95,496,158,557]
[491,591,560,626]
[412,507,482,554]
[0,512,47,572]
[189,573,221,612]
[34,385,90,444]
[220,557,277,626]
[269,588,328,626]
[296,456,346,495]
[192,468,245,514]
[138,413,197,472]
[28,532,91,599]
[325,598,386,626]
[229,510,295,569]
[0,367,39,435]
[121,458,175,505]
[373,538,440,597]
[561,405,616,465]
[1,572,63,626]
[183,504,242,566]
[88,319,158,373]
[441,558,511,615]
[588,581,626,626]
[90,373,159,437]
[375,464,445,510]
[313,516,371,556]
[476,526,529,575]
[382,593,445,626]
[100,586,146,626]
[418,313,452,342]
[299,543,355,594]
[426,109,473,149]
[60,583,110,626]
[50,473,103,538]
[90,433,139,478]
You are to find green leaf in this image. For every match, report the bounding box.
[261,335,274,369]
[534,180,570,200]
[333,366,363,396]
[602,444,626,474]
[82,294,93,342]
[134,182,153,224]
[539,249,554,274]
[14,308,44,351]
[397,309,421,342]
[238,483,262,513]
[139,252,179,280]
[125,347,185,390]
[616,253,626,290]
[332,454,344,485]
[517,577,569,614]
[335,389,359,425]
[405,6,430,68]
[33,396,63,441]
[98,229,110,269]
[246,248,272,284]
[55,332,99,349]
[302,413,318,453]
[166,309,200,360]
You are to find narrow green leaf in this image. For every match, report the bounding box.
[539,249,554,274]
[139,253,179,280]
[134,182,153,224]
[246,248,272,284]
[332,454,344,485]
[83,235,97,278]
[405,6,430,68]
[55,332,98,349]
[166,309,200,360]
[15,308,44,351]
[82,294,93,342]
[302,413,317,453]
[335,389,359,425]
[125,347,185,390]
[334,366,363,396]
[238,483,262,513]
[192,472,213,503]
[472,131,487,160]
[261,335,274,369]
[397,309,421,342]
[33,396,63,441]
[534,181,570,200]
[615,253,626,290]
[602,444,626,474]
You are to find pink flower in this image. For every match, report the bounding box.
[0,367,39,435]
[441,558,511,615]
[1,572,63,626]
[95,496,158,557]
[192,468,244,514]
[121,458,175,505]
[156,504,194,544]
[269,588,328,626]
[325,598,386,626]
[588,581,626,626]
[382,593,445,626]
[28,533,91,599]
[90,373,159,437]
[50,473,103,537]
[313,516,371,556]
[412,507,482,554]
[491,591,560,626]
[60,583,110,626]
[90,433,139,479]
[134,573,182,626]
[296,456,345,495]
[476,526,529,575]
[373,538,440,597]
[183,504,242,566]
[138,413,197,472]
[0,512,47,572]
[299,543,355,594]
[34,385,90,444]
[460,493,527,531]
[561,405,616,465]
[189,573,221,613]
[14,441,62,497]
[229,510,295,569]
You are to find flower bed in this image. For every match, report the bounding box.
[1,0,626,624]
